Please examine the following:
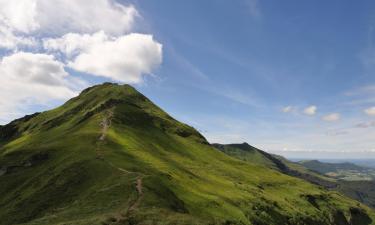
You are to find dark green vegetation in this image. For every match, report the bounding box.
[1,83,375,225]
[337,181,375,209]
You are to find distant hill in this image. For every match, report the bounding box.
[299,160,368,174]
[0,83,374,225]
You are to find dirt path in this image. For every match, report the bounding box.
[128,177,144,212]
[114,176,144,223]
[99,110,113,141]
[96,110,113,159]
[95,110,145,223]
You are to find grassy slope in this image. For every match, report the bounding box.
[213,143,375,213]
[337,181,375,209]
[0,83,374,225]
[297,160,375,209]
[213,143,337,187]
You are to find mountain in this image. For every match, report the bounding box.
[213,143,375,211]
[298,160,375,209]
[337,180,375,209]
[213,143,338,188]
[299,160,369,175]
[1,83,375,225]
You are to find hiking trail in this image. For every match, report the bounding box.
[96,110,145,223]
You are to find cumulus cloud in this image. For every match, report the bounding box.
[303,105,317,116]
[0,1,163,124]
[0,24,37,49]
[322,113,340,122]
[45,32,162,83]
[0,0,137,35]
[43,31,108,57]
[0,52,78,121]
[364,107,375,116]
[282,106,293,113]
[0,0,137,50]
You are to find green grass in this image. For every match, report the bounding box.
[0,83,374,225]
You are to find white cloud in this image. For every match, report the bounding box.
[303,105,317,116]
[0,52,78,122]
[0,0,39,33]
[0,1,163,123]
[0,0,137,50]
[0,24,37,49]
[282,106,293,113]
[45,32,162,83]
[322,113,340,122]
[44,31,108,57]
[0,0,137,35]
[364,106,375,116]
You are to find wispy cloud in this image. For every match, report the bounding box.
[355,121,375,128]
[244,0,262,19]
[322,113,340,122]
[282,106,293,113]
[168,45,263,108]
[364,106,375,116]
[303,105,317,116]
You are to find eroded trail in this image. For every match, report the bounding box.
[96,110,145,223]
[96,110,113,159]
[115,177,145,223]
[128,177,144,212]
[99,110,113,141]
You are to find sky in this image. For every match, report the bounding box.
[1,0,375,158]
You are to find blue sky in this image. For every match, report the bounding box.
[2,0,375,158]
[134,0,375,157]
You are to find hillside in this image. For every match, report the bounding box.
[299,160,368,175]
[213,143,337,188]
[0,83,374,225]
[213,143,375,211]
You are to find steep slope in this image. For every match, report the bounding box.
[337,181,375,209]
[0,83,374,225]
[214,143,375,211]
[298,160,375,209]
[213,143,337,188]
[212,143,283,170]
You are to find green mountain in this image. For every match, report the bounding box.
[213,143,375,212]
[297,160,375,209]
[337,180,375,209]
[299,160,369,175]
[213,143,337,189]
[1,83,375,225]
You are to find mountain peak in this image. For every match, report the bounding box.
[60,82,148,116]
[0,82,209,145]
[78,82,140,100]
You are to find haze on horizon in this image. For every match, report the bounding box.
[1,0,375,158]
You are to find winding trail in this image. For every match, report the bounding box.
[95,110,145,223]
[95,110,113,159]
[99,110,112,141]
[128,177,144,212]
